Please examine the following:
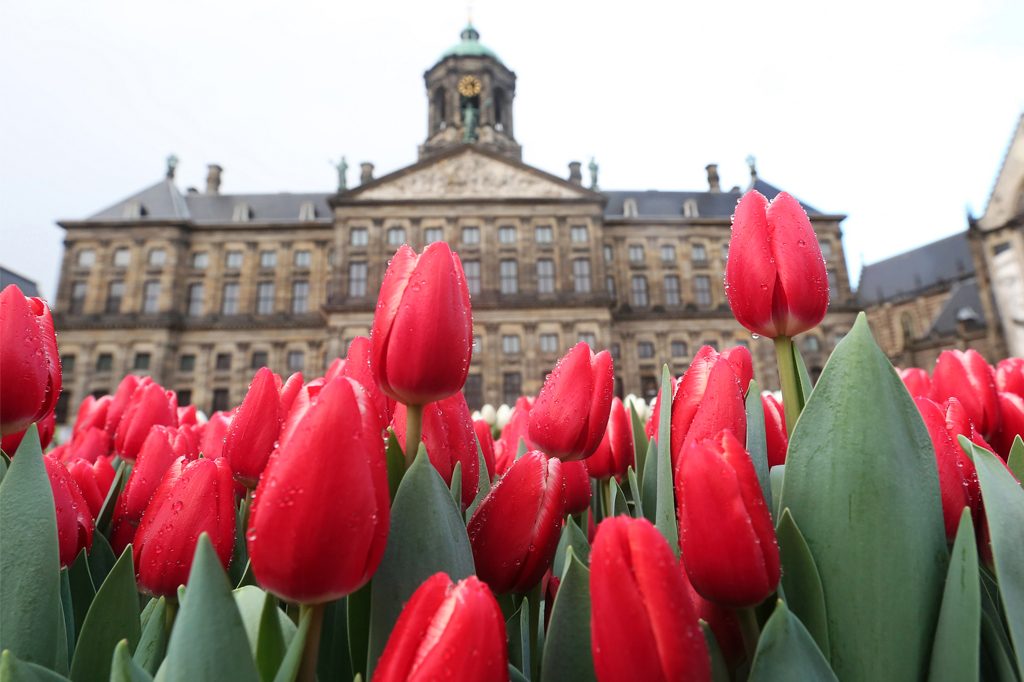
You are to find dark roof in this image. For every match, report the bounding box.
[88,179,190,220]
[927,278,986,337]
[857,232,974,305]
[602,178,822,218]
[1,266,41,298]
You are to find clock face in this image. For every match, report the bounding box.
[458,75,482,97]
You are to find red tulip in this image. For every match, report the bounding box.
[992,392,1024,460]
[762,393,788,467]
[176,404,198,426]
[200,411,232,459]
[223,368,283,487]
[473,418,496,481]
[392,393,479,509]
[720,346,753,395]
[996,358,1024,397]
[931,349,1000,439]
[562,459,592,514]
[677,430,780,607]
[279,371,304,416]
[113,380,178,461]
[67,426,113,463]
[44,455,94,566]
[328,336,395,430]
[373,573,509,682]
[467,451,565,594]
[248,375,390,604]
[371,243,473,406]
[725,190,829,338]
[899,367,932,399]
[2,408,56,454]
[915,397,974,540]
[590,517,710,682]
[133,456,235,597]
[0,285,61,436]
[529,342,614,461]
[104,375,142,434]
[680,565,745,668]
[588,397,635,481]
[671,349,747,470]
[494,396,535,475]
[73,394,111,436]
[66,455,116,518]
[645,376,676,441]
[278,378,327,450]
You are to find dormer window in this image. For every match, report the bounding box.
[298,202,317,221]
[122,201,146,219]
[683,199,699,217]
[233,203,252,222]
[623,198,638,217]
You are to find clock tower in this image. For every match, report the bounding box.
[419,24,522,161]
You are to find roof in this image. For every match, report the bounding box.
[87,179,190,220]
[857,232,974,305]
[602,178,823,219]
[440,24,501,61]
[1,266,40,298]
[927,278,986,337]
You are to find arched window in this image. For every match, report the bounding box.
[901,313,915,344]
[434,89,447,132]
[623,198,638,217]
[683,199,699,217]
[494,88,505,128]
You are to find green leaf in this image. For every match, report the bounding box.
[229,497,251,587]
[162,535,258,682]
[233,586,297,660]
[553,516,591,577]
[0,453,8,485]
[654,367,677,555]
[778,314,947,681]
[366,452,475,678]
[776,508,829,660]
[96,461,127,538]
[640,438,657,523]
[509,663,529,682]
[235,559,256,589]
[540,549,594,682]
[792,340,814,407]
[317,598,352,682]
[0,649,73,681]
[625,467,643,520]
[384,429,405,501]
[70,545,141,682]
[87,533,117,591]
[450,461,462,510]
[745,379,772,510]
[60,568,75,664]
[505,602,528,677]
[109,639,153,682]
[609,478,629,517]
[0,425,62,669]
[132,598,166,675]
[270,605,311,682]
[627,399,648,481]
[700,622,730,682]
[969,440,1024,674]
[68,550,96,641]
[347,583,371,680]
[466,443,491,522]
[748,601,837,681]
[770,465,785,520]
[1007,435,1023,483]
[980,610,1019,682]
[928,509,980,682]
[256,593,286,682]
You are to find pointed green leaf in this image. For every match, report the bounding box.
[969,440,1024,674]
[96,461,127,537]
[770,465,785,520]
[1008,435,1023,482]
[132,598,166,675]
[745,379,772,510]
[233,586,297,660]
[229,498,250,587]
[0,649,74,681]
[655,366,677,556]
[792,340,814,407]
[347,583,371,680]
[627,399,648,481]
[68,550,95,641]
[609,478,629,517]
[110,639,153,682]
[700,622,730,682]
[540,549,594,682]
[270,605,311,682]
[0,453,8,484]
[466,443,491,521]
[317,598,352,682]
[70,545,141,682]
[384,429,405,500]
[509,664,529,682]
[640,438,657,523]
[0,426,62,669]
[163,535,258,681]
[980,610,1019,682]
[519,598,531,679]
[235,559,256,589]
[450,461,462,510]
[625,467,643,520]
[255,593,286,682]
[60,568,75,663]
[516,437,529,460]
[553,516,591,576]
[366,452,475,677]
[87,533,117,591]
[749,601,837,681]
[779,314,947,681]
[776,508,829,660]
[928,509,980,682]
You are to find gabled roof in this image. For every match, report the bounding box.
[857,232,974,305]
[1,266,40,298]
[927,278,986,337]
[602,178,823,219]
[87,179,190,220]
[185,193,332,224]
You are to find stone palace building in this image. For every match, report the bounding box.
[52,24,860,420]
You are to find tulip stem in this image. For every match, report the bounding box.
[527,583,543,682]
[297,602,326,682]
[773,335,802,438]
[602,478,613,521]
[737,606,762,663]
[404,403,424,470]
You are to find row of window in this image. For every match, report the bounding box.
[74,247,317,271]
[85,348,308,375]
[67,279,313,315]
[350,224,592,248]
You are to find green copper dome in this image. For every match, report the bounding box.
[441,23,501,62]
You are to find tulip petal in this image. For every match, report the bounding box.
[766,192,829,336]
[725,191,778,337]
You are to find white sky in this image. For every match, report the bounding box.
[2,0,1022,299]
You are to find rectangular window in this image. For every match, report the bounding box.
[177,390,192,407]
[349,262,368,297]
[503,372,522,406]
[62,354,76,373]
[256,281,275,314]
[215,353,232,371]
[722,244,729,262]
[664,275,681,306]
[638,341,655,359]
[536,259,555,294]
[133,352,151,370]
[222,282,240,314]
[287,350,305,372]
[535,225,553,243]
[350,228,368,246]
[502,335,521,354]
[463,260,481,296]
[610,343,621,360]
[106,280,124,314]
[629,244,645,263]
[70,281,87,314]
[631,275,649,307]
[77,249,96,267]
[500,260,518,294]
[498,225,517,244]
[211,388,230,414]
[571,225,589,243]
[259,250,277,268]
[827,270,839,298]
[692,243,708,265]
[606,276,616,296]
[191,252,209,269]
[572,258,591,293]
[294,250,312,268]
[424,227,443,244]
[603,245,613,262]
[225,250,244,270]
[818,239,833,259]
[463,374,484,409]
[147,249,166,266]
[179,354,196,372]
[472,335,483,355]
[251,351,269,369]
[539,333,559,354]
[579,332,597,348]
[462,226,480,245]
[113,248,131,267]
[142,280,161,313]
[187,283,204,316]
[703,339,719,351]
[292,280,310,313]
[95,353,113,372]
[694,275,711,308]
[671,340,688,357]
[660,244,677,263]
[387,228,406,246]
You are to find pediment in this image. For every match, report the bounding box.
[349,148,595,201]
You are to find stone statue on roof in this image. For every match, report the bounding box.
[334,156,349,191]
[588,157,599,190]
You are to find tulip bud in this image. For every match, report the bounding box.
[133,456,235,597]
[0,285,61,436]
[561,460,592,515]
[223,368,283,487]
[996,358,1024,397]
[329,336,395,431]
[44,455,94,566]
[66,455,116,518]
[725,190,829,338]
[590,517,710,681]
[279,371,304,416]
[64,426,113,464]
[373,573,509,682]
[720,346,753,395]
[761,393,788,467]
[931,349,1000,439]
[114,381,178,461]
[73,394,111,436]
[529,342,614,461]
[371,243,473,406]
[392,393,479,510]
[104,375,143,435]
[494,396,535,475]
[914,397,975,540]
[2,408,56,454]
[177,404,198,426]
[467,451,565,594]
[992,392,1024,460]
[473,418,496,481]
[898,367,932,399]
[677,430,780,607]
[680,564,745,668]
[200,411,232,459]
[587,397,635,481]
[248,375,390,604]
[671,349,747,470]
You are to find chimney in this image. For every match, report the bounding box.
[705,163,721,193]
[568,161,582,185]
[205,164,223,194]
[360,162,375,185]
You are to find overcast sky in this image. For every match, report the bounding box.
[2,0,1022,300]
